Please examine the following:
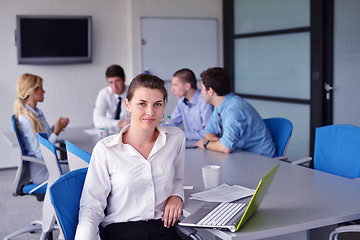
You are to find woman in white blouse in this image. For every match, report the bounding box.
[14,73,69,184]
[75,74,185,240]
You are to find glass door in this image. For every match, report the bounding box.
[224,0,325,161]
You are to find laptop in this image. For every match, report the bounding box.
[179,163,280,232]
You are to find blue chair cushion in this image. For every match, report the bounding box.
[22,183,47,195]
[314,124,360,179]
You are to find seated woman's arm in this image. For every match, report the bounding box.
[163,134,185,228]
[75,144,111,240]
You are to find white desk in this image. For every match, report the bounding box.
[2,126,99,154]
[56,127,100,153]
[183,149,360,240]
[4,127,360,239]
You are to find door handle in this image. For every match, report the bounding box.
[324,83,333,100]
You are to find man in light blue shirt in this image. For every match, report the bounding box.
[170,68,213,140]
[195,67,275,157]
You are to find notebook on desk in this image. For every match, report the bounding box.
[179,163,280,232]
[185,140,198,149]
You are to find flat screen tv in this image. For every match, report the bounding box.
[16,15,92,64]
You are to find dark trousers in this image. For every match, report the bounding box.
[104,219,182,240]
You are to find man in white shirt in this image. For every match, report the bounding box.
[93,65,128,130]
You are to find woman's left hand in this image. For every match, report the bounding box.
[162,195,183,228]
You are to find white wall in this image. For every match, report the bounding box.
[333,0,360,126]
[129,0,223,117]
[0,0,222,168]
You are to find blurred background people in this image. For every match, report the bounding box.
[14,73,69,184]
[93,64,128,131]
[170,68,213,140]
[196,67,275,157]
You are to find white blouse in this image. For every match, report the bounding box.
[75,125,185,240]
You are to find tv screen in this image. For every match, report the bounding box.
[16,15,92,64]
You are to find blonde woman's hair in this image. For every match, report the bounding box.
[14,73,43,133]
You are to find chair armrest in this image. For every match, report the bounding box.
[291,157,312,165]
[22,155,45,165]
[29,180,48,194]
[55,140,67,160]
[56,146,66,153]
[329,225,360,240]
[176,224,202,240]
[273,156,288,161]
[59,159,68,164]
[334,225,360,234]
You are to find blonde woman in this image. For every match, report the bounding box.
[14,73,69,184]
[76,74,184,240]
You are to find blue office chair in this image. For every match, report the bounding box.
[4,115,48,240]
[314,124,360,179]
[49,168,202,240]
[49,168,88,240]
[263,118,293,160]
[291,125,360,239]
[65,140,91,171]
[293,124,360,179]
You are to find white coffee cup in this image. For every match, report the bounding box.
[202,165,220,189]
[98,128,109,139]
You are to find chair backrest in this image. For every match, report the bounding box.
[50,167,88,240]
[65,140,91,171]
[38,133,63,179]
[263,118,293,157]
[11,115,47,198]
[314,124,360,179]
[11,114,26,155]
[37,132,63,233]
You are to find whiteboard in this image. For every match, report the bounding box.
[141,17,218,81]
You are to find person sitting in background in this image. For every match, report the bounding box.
[14,73,70,184]
[93,64,128,131]
[195,67,275,157]
[170,68,213,140]
[76,74,184,240]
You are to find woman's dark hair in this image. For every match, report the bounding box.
[126,74,168,103]
[200,67,231,96]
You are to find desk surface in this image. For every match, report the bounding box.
[57,127,99,153]
[2,126,99,153]
[183,149,360,240]
[4,127,360,240]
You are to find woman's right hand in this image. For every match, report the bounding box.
[53,117,70,135]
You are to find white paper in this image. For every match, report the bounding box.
[190,183,255,202]
[83,128,99,136]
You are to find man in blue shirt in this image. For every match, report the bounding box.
[195,67,275,157]
[170,68,213,140]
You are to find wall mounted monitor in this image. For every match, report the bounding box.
[16,15,92,64]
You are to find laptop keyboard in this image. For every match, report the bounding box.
[197,202,246,226]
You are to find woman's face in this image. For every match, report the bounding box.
[125,86,165,130]
[32,85,45,103]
